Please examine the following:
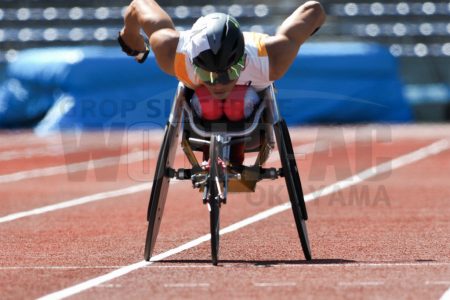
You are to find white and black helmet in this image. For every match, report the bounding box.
[190,13,245,73]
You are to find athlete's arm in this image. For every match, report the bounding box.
[120,0,178,75]
[265,1,326,81]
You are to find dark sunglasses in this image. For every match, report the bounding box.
[194,54,246,85]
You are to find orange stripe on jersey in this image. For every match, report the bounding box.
[252,32,268,57]
[174,53,195,88]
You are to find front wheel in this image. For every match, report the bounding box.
[208,135,223,265]
[209,194,220,266]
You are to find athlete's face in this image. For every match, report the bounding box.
[202,79,238,100]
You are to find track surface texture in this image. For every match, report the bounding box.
[1,125,449,300]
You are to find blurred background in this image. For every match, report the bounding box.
[0,0,449,133]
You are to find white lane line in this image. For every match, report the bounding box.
[0,140,315,221]
[426,281,450,285]
[0,144,131,162]
[243,140,330,165]
[0,266,124,270]
[0,149,155,184]
[163,283,209,288]
[253,282,297,287]
[339,281,384,287]
[36,139,450,300]
[267,140,330,163]
[0,136,60,150]
[0,145,59,161]
[271,262,450,268]
[3,262,449,271]
[0,183,151,223]
[146,265,213,269]
[442,289,450,300]
[0,135,311,184]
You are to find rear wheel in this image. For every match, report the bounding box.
[144,123,178,261]
[274,119,312,260]
[279,119,308,220]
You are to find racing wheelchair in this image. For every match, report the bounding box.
[144,83,311,265]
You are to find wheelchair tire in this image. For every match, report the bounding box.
[274,119,312,261]
[144,123,178,261]
[279,119,308,220]
[209,193,220,266]
[208,135,221,265]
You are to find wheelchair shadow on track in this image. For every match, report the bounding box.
[153,259,439,266]
[154,259,357,266]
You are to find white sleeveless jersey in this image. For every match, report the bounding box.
[174,31,273,91]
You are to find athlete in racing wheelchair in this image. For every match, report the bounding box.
[119,0,326,265]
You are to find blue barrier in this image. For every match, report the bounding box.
[0,78,55,127]
[0,42,412,132]
[276,43,411,123]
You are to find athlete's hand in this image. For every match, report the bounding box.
[118,29,150,63]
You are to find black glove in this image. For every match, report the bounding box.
[311,27,321,36]
[118,32,150,64]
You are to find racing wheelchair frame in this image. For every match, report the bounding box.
[144,83,311,265]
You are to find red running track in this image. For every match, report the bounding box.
[0,125,449,300]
